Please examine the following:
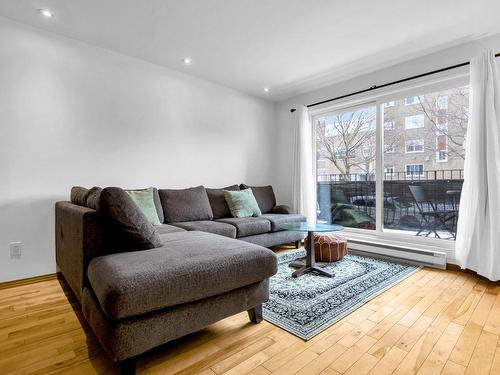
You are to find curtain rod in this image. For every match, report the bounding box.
[290,52,500,113]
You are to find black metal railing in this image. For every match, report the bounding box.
[317,170,463,239]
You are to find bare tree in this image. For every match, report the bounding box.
[316,110,376,178]
[417,87,469,159]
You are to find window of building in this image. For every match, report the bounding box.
[362,146,372,158]
[404,96,421,105]
[334,149,347,160]
[384,120,395,130]
[384,166,395,176]
[436,134,448,162]
[436,109,448,130]
[317,158,326,174]
[437,96,448,109]
[405,114,424,129]
[384,144,396,153]
[405,139,424,153]
[384,101,395,108]
[405,164,424,177]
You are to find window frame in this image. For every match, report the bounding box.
[405,139,425,153]
[404,96,421,105]
[404,114,425,129]
[437,95,448,109]
[309,70,469,256]
[384,144,396,153]
[384,120,395,130]
[436,133,448,163]
[384,166,395,176]
[405,163,425,178]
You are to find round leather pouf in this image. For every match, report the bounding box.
[304,233,348,262]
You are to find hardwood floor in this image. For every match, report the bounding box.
[1,260,499,374]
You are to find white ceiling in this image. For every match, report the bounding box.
[1,0,499,101]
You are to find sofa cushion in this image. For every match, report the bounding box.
[240,231,306,248]
[216,217,271,237]
[100,187,162,252]
[86,186,102,211]
[155,224,186,235]
[271,205,295,215]
[87,231,277,319]
[159,185,213,223]
[71,186,89,207]
[172,221,237,238]
[240,185,276,214]
[260,213,307,232]
[206,184,239,219]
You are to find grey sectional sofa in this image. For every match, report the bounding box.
[157,184,306,247]
[55,184,305,374]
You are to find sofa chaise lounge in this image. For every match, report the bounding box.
[55,184,305,374]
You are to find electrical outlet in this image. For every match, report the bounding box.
[10,242,22,260]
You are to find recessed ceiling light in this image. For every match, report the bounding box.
[38,9,54,18]
[263,87,270,92]
[182,57,192,65]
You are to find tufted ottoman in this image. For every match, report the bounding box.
[305,233,348,262]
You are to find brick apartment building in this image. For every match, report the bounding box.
[316,86,468,180]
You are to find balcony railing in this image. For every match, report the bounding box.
[317,169,463,239]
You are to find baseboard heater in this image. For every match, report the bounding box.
[346,237,447,269]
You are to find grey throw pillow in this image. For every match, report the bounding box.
[240,184,276,214]
[159,185,214,223]
[206,184,240,219]
[100,187,162,252]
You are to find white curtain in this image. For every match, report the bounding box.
[456,50,500,281]
[292,105,316,223]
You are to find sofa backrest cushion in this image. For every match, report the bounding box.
[206,184,239,219]
[86,186,102,211]
[71,186,89,207]
[239,184,276,214]
[159,185,214,223]
[100,187,162,251]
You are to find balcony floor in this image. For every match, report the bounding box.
[383,228,455,240]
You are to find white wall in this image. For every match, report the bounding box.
[0,17,276,282]
[272,34,500,204]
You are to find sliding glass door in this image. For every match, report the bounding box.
[314,80,469,244]
[382,86,468,240]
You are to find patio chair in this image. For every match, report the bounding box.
[408,185,457,239]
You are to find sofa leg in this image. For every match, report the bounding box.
[118,357,136,375]
[248,304,263,324]
[294,240,300,249]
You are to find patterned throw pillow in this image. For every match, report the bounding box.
[125,187,161,225]
[223,189,262,218]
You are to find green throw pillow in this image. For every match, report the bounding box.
[125,187,161,225]
[224,189,262,218]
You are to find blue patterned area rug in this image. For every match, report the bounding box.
[262,249,420,340]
